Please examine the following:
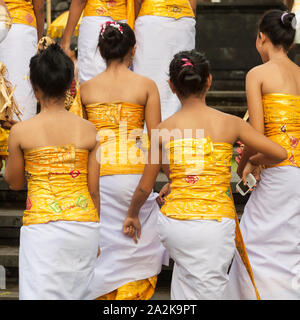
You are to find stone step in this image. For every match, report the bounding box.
[0,209,23,228]
[207,91,247,106]
[0,245,19,268]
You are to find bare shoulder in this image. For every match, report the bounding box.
[246,64,267,81]
[10,116,37,135]
[71,113,97,133]
[133,72,158,91]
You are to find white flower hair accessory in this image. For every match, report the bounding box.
[100,21,124,38]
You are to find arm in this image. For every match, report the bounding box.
[237,67,265,176]
[61,0,87,56]
[5,125,26,190]
[237,118,287,166]
[189,0,197,14]
[87,137,100,217]
[144,79,161,139]
[134,0,143,19]
[123,135,162,243]
[32,0,45,41]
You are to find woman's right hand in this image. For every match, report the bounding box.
[61,42,73,58]
[123,216,141,244]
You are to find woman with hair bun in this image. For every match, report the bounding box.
[69,22,167,300]
[225,10,300,300]
[5,44,100,300]
[62,0,134,84]
[123,49,287,300]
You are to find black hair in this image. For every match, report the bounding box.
[258,10,296,51]
[98,22,136,61]
[169,50,211,98]
[30,43,74,98]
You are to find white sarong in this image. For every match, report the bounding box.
[157,211,236,300]
[0,24,37,120]
[19,220,100,300]
[89,174,169,299]
[133,16,196,121]
[225,166,300,300]
[77,16,126,84]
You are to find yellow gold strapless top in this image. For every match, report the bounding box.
[23,145,99,226]
[83,0,127,22]
[0,128,9,156]
[86,101,147,176]
[5,0,36,28]
[263,94,300,168]
[139,0,194,19]
[69,89,147,176]
[161,137,235,221]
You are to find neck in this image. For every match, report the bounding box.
[179,94,207,109]
[39,97,67,113]
[106,59,131,72]
[264,46,288,62]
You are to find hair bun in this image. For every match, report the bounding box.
[103,26,123,47]
[178,69,202,86]
[281,12,297,29]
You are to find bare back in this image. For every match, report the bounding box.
[80,68,155,107]
[79,66,161,136]
[15,111,97,152]
[261,58,300,96]
[158,101,241,146]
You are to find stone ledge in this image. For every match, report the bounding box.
[0,245,19,268]
[0,209,23,228]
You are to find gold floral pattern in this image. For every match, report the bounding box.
[161,137,235,221]
[83,0,127,21]
[263,94,300,168]
[5,0,36,27]
[23,145,99,226]
[96,276,157,300]
[139,0,194,19]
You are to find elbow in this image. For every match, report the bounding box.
[280,148,288,162]
[4,174,25,191]
[9,184,25,191]
[89,190,100,200]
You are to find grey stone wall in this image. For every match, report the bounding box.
[195,0,288,90]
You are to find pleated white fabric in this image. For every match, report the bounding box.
[89,174,169,299]
[0,24,37,120]
[157,211,236,300]
[19,220,100,300]
[224,166,300,300]
[133,16,196,121]
[77,16,126,84]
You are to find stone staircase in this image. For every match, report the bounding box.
[0,90,249,300]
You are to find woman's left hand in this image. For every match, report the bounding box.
[123,216,141,244]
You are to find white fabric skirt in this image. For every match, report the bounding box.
[89,174,169,299]
[19,220,100,300]
[77,16,126,83]
[0,23,37,120]
[133,16,196,121]
[225,166,300,300]
[157,211,236,300]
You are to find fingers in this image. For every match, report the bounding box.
[123,225,140,244]
[156,195,165,206]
